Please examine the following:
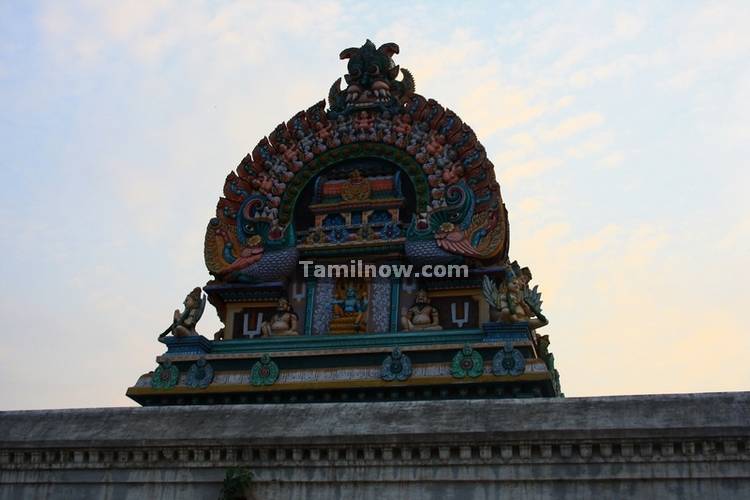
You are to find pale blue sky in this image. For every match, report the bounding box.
[1,1,748,409]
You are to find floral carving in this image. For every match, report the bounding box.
[250,354,280,386]
[492,343,526,377]
[151,360,179,389]
[381,347,413,382]
[186,358,214,389]
[450,345,484,378]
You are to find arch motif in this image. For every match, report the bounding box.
[278,142,430,226]
[204,41,510,282]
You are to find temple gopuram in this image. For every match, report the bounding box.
[3,41,748,500]
[126,40,562,406]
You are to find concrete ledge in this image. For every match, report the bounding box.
[1,392,749,499]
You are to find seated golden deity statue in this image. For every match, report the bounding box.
[260,298,299,337]
[401,289,442,331]
[330,283,369,334]
[341,169,371,201]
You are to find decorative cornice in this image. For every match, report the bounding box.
[2,437,748,470]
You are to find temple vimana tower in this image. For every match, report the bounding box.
[127,40,562,405]
[3,41,745,500]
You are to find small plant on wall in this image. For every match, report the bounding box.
[218,468,254,500]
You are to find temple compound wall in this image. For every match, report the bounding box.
[1,392,748,500]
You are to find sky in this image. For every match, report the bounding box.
[1,0,748,410]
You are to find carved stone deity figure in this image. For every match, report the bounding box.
[261,297,299,337]
[158,287,206,339]
[401,289,442,331]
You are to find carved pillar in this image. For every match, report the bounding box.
[389,278,401,332]
[312,279,334,335]
[304,279,317,336]
[370,279,391,333]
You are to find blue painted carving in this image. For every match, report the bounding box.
[370,210,392,224]
[161,335,212,356]
[327,225,349,243]
[481,322,531,342]
[323,213,346,227]
[492,343,526,376]
[234,247,299,284]
[186,357,214,388]
[381,347,412,381]
[380,221,401,240]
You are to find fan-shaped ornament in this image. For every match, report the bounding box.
[250,354,280,386]
[186,357,214,388]
[381,347,413,382]
[492,343,526,377]
[450,345,484,378]
[151,360,179,389]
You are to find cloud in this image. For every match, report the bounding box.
[614,13,645,39]
[661,69,698,90]
[515,196,545,217]
[460,82,548,138]
[600,151,624,168]
[570,52,660,87]
[566,131,613,159]
[499,157,563,186]
[541,112,604,142]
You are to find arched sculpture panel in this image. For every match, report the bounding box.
[204,40,509,283]
[129,40,563,407]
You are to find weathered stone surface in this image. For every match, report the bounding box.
[1,392,749,499]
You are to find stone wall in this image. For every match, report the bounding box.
[1,392,748,499]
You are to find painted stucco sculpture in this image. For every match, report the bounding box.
[328,40,415,116]
[260,297,299,337]
[481,262,549,330]
[128,40,562,406]
[381,347,412,382]
[203,41,508,284]
[250,354,280,386]
[158,287,207,339]
[492,343,526,377]
[150,360,179,389]
[401,289,442,331]
[450,345,484,379]
[186,358,214,389]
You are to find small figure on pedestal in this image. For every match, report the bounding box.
[330,285,369,333]
[481,264,548,330]
[261,297,299,337]
[401,289,442,331]
[158,287,206,339]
